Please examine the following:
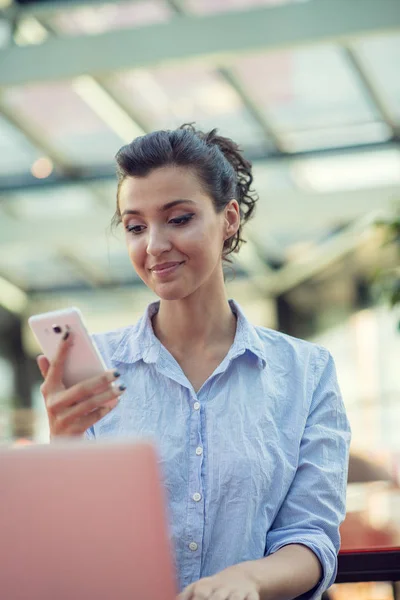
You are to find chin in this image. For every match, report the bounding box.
[152,281,199,302]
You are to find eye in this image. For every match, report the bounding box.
[169,214,194,226]
[126,224,146,235]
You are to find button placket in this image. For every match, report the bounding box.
[184,390,204,579]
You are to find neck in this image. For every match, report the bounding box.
[152,275,236,355]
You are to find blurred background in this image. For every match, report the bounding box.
[0,0,399,595]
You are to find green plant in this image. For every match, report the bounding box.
[374,206,400,327]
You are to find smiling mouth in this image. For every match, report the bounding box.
[150,262,184,275]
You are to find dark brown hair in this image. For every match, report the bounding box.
[113,124,258,259]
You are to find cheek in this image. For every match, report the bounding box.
[126,237,146,269]
[177,220,223,255]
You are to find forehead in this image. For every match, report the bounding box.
[118,166,210,212]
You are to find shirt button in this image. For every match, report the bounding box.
[193,402,200,410]
[189,542,198,551]
[192,492,202,502]
[195,447,203,456]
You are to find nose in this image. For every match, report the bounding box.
[146,227,172,257]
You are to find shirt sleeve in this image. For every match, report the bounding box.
[84,426,95,440]
[265,348,351,600]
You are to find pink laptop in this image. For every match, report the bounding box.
[0,440,177,600]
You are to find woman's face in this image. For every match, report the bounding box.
[118,166,239,301]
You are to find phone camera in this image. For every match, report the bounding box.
[52,325,62,334]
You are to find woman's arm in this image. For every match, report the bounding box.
[239,544,322,600]
[178,544,321,600]
[261,349,351,600]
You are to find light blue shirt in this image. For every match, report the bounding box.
[87,300,351,597]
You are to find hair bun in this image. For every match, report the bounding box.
[180,124,258,229]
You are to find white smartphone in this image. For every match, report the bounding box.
[28,307,107,389]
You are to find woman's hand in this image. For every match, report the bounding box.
[178,564,260,600]
[37,330,124,439]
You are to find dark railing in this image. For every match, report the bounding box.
[336,548,400,600]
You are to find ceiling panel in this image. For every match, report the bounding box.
[77,244,141,284]
[0,114,41,176]
[47,0,172,36]
[2,82,123,166]
[252,161,296,192]
[280,122,392,152]
[110,65,273,154]
[233,45,384,150]
[186,0,307,15]
[355,33,400,124]
[3,185,98,219]
[292,148,400,193]
[0,251,88,290]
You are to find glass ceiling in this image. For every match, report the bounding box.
[234,45,390,151]
[1,30,398,180]
[2,82,123,165]
[109,64,274,154]
[0,114,41,176]
[0,249,89,290]
[355,34,400,124]
[0,0,398,294]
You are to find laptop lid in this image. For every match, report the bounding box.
[0,440,177,600]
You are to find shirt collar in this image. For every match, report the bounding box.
[111,299,266,368]
[227,300,267,368]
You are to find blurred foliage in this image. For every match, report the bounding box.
[374,205,400,328]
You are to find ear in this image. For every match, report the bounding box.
[223,200,240,241]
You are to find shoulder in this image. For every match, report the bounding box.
[253,324,331,381]
[91,321,140,366]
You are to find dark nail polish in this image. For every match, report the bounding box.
[113,371,121,378]
[118,383,126,392]
[62,331,70,341]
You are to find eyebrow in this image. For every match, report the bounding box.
[121,199,196,218]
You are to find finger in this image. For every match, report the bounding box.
[37,354,50,379]
[229,593,248,600]
[245,593,260,600]
[45,328,73,392]
[208,589,231,600]
[59,384,123,426]
[192,593,209,600]
[65,402,119,436]
[50,370,123,411]
[178,585,194,600]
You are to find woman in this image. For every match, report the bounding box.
[37,125,351,600]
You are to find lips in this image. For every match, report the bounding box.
[150,261,184,273]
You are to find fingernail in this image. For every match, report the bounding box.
[113,370,120,378]
[118,383,126,392]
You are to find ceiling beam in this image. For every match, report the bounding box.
[0,95,75,172]
[8,0,124,19]
[344,46,400,137]
[1,0,400,87]
[0,139,398,194]
[56,247,109,288]
[218,67,286,153]
[253,210,385,297]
